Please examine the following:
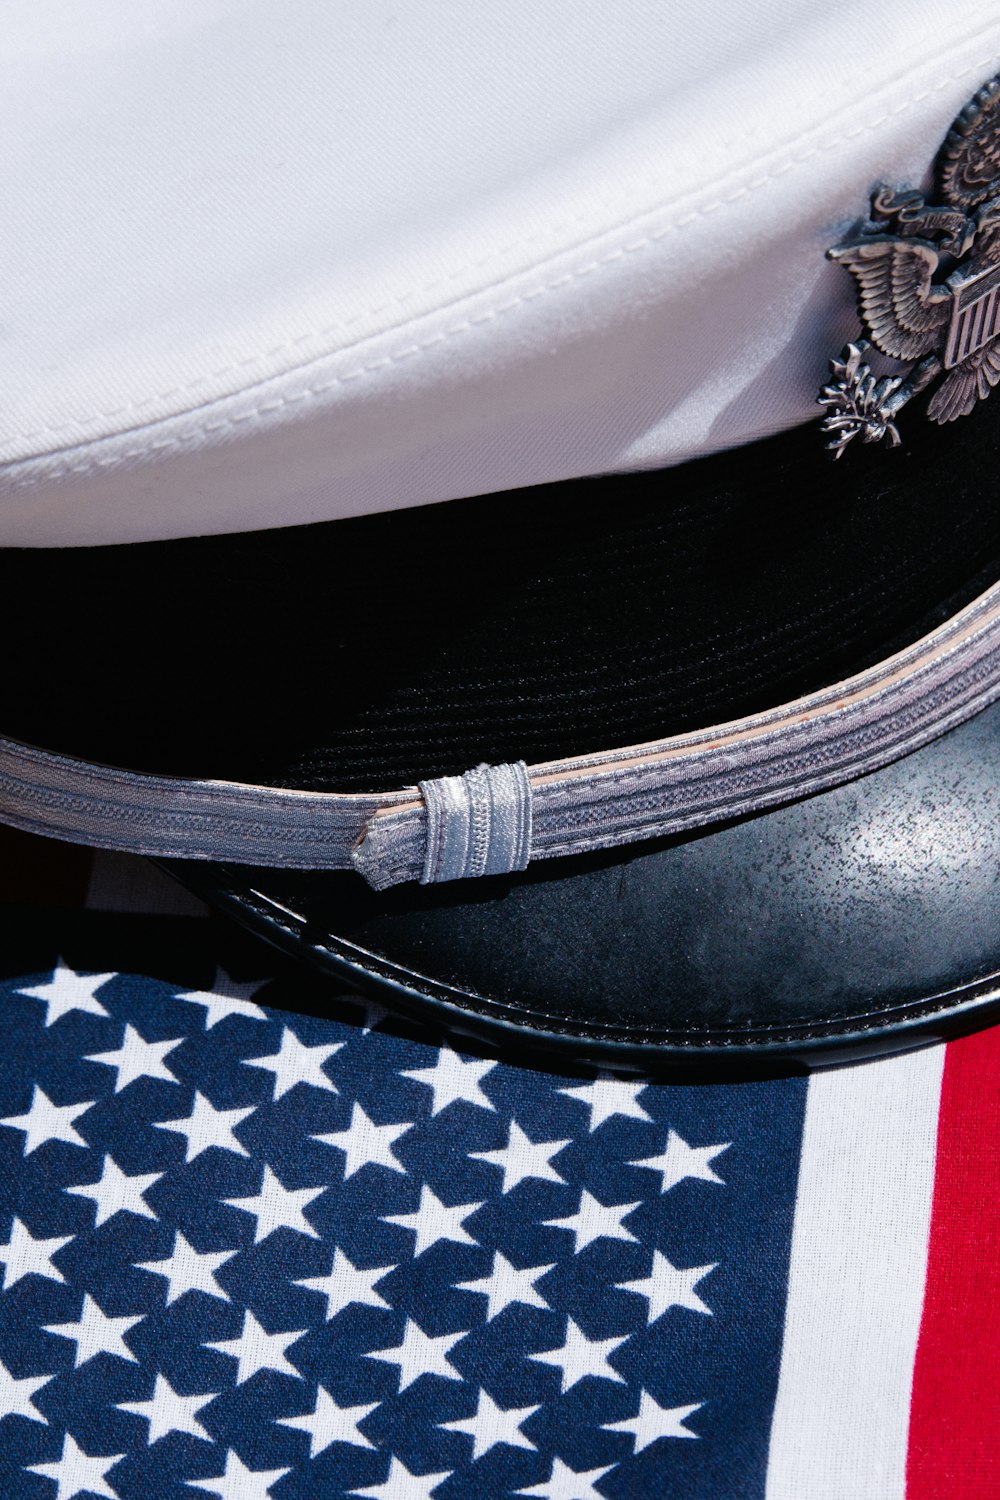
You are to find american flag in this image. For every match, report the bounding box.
[0,829,996,1499]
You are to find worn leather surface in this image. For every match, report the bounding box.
[163,696,1000,1078]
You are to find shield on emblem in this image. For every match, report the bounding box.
[944,260,1000,367]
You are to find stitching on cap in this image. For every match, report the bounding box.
[4,31,1000,464]
[232,881,1000,1048]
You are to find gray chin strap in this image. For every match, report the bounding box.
[4,580,1000,891]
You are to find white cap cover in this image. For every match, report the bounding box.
[2,0,999,545]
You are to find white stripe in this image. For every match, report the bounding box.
[765,1044,945,1499]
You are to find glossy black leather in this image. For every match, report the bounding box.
[162,695,1000,1078]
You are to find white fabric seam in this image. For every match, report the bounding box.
[3,29,999,464]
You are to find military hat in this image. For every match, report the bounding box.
[5,1,1000,1073]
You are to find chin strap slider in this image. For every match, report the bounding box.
[350,760,533,891]
[418,760,533,885]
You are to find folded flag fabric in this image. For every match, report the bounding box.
[0,832,995,1499]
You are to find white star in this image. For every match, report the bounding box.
[616,1249,716,1320]
[186,1449,290,1500]
[224,1164,324,1245]
[44,1292,142,1368]
[293,1248,394,1320]
[118,1372,215,1444]
[312,1101,410,1179]
[175,968,269,1029]
[469,1121,570,1193]
[0,1217,72,1289]
[440,1387,539,1458]
[135,1231,237,1306]
[454,1251,554,1320]
[349,995,390,1033]
[603,1390,703,1449]
[64,1154,161,1227]
[153,1092,255,1162]
[543,1189,641,1254]
[277,1386,378,1455]
[350,1456,452,1500]
[557,1073,652,1132]
[365,1317,465,1391]
[382,1184,482,1257]
[628,1129,730,1193]
[16,958,115,1026]
[401,1047,497,1116]
[0,1087,93,1155]
[0,1357,50,1425]
[205,1309,306,1385]
[242,1026,342,1100]
[27,1433,125,1500]
[85,1023,183,1093]
[515,1457,614,1500]
[529,1318,628,1392]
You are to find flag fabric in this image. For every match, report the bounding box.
[0,828,996,1499]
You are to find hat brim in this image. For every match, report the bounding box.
[158,687,1000,1077]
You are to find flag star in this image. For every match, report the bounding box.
[205,1309,306,1385]
[0,1358,51,1426]
[224,1164,324,1244]
[365,1317,465,1391]
[27,1434,125,1500]
[118,1372,215,1444]
[293,1248,394,1320]
[529,1318,628,1392]
[350,1456,452,1500]
[616,1249,716,1320]
[154,1092,255,1162]
[440,1387,539,1459]
[277,1385,378,1456]
[382,1184,482,1256]
[401,1046,497,1116]
[135,1231,237,1306]
[454,1251,554,1320]
[243,1027,342,1100]
[15,958,115,1026]
[469,1120,570,1193]
[356,998,390,1033]
[0,1218,72,1290]
[312,1101,410,1179]
[0,1086,93,1155]
[341,993,390,1034]
[64,1154,162,1227]
[629,1128,730,1193]
[557,1072,652,1132]
[85,1023,183,1093]
[543,1189,641,1254]
[603,1390,703,1449]
[515,1457,614,1500]
[44,1292,142,1368]
[186,1449,290,1500]
[175,968,269,1029]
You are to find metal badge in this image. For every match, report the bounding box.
[819,76,1000,455]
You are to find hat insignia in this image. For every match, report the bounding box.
[819,75,1000,455]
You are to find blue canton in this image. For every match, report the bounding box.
[0,927,807,1499]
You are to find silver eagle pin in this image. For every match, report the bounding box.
[819,75,1000,456]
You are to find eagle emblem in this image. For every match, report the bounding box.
[819,75,1000,455]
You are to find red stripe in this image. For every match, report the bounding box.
[907,1026,1000,1497]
